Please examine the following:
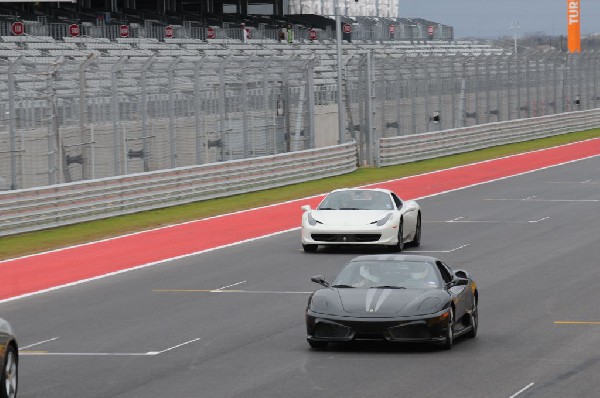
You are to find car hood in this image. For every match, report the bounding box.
[312,210,390,226]
[337,288,431,316]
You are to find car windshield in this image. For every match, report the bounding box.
[331,260,441,289]
[317,190,394,211]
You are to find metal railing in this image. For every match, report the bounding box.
[0,141,358,237]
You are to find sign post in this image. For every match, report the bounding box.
[165,25,174,38]
[567,0,581,52]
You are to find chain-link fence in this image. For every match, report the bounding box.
[346,52,600,165]
[2,50,599,190]
[0,55,315,189]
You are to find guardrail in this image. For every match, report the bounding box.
[0,142,358,237]
[378,110,600,167]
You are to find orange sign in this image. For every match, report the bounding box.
[567,0,581,52]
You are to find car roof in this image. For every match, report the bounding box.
[348,254,439,264]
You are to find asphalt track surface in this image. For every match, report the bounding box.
[2,141,600,397]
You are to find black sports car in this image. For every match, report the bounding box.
[0,317,18,398]
[306,255,478,350]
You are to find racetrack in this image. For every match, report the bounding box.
[2,150,600,397]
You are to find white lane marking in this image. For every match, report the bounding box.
[156,289,313,294]
[508,382,535,398]
[428,217,549,224]
[211,281,246,292]
[411,244,470,253]
[530,217,550,223]
[548,180,596,184]
[20,337,201,357]
[486,198,600,203]
[20,337,59,350]
[146,337,202,355]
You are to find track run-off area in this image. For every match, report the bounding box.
[2,137,600,397]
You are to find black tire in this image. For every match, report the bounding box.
[466,299,478,338]
[308,340,328,349]
[390,219,404,252]
[1,344,18,398]
[302,244,318,253]
[442,308,454,350]
[409,213,422,247]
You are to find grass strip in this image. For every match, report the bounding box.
[1,129,599,260]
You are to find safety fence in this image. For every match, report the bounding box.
[2,50,600,191]
[0,141,357,237]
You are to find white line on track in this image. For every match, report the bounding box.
[486,198,600,202]
[508,382,535,398]
[20,337,201,357]
[547,180,596,184]
[20,337,59,350]
[428,217,550,224]
[211,281,246,292]
[411,244,469,253]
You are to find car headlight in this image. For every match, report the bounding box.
[307,212,322,226]
[417,297,441,314]
[372,213,393,226]
[310,296,328,311]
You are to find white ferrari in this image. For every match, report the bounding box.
[301,188,422,253]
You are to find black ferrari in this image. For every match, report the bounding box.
[306,254,478,349]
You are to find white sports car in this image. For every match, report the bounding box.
[301,188,421,252]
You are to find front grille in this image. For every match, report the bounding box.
[311,234,381,242]
[387,323,430,340]
[354,332,385,340]
[314,322,353,339]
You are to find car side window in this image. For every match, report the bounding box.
[436,261,453,284]
[391,193,403,209]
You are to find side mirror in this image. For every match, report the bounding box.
[301,205,311,212]
[454,270,469,279]
[311,275,329,288]
[454,278,469,286]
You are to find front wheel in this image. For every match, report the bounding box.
[390,220,404,252]
[1,345,17,398]
[409,213,421,247]
[442,308,454,350]
[466,299,478,338]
